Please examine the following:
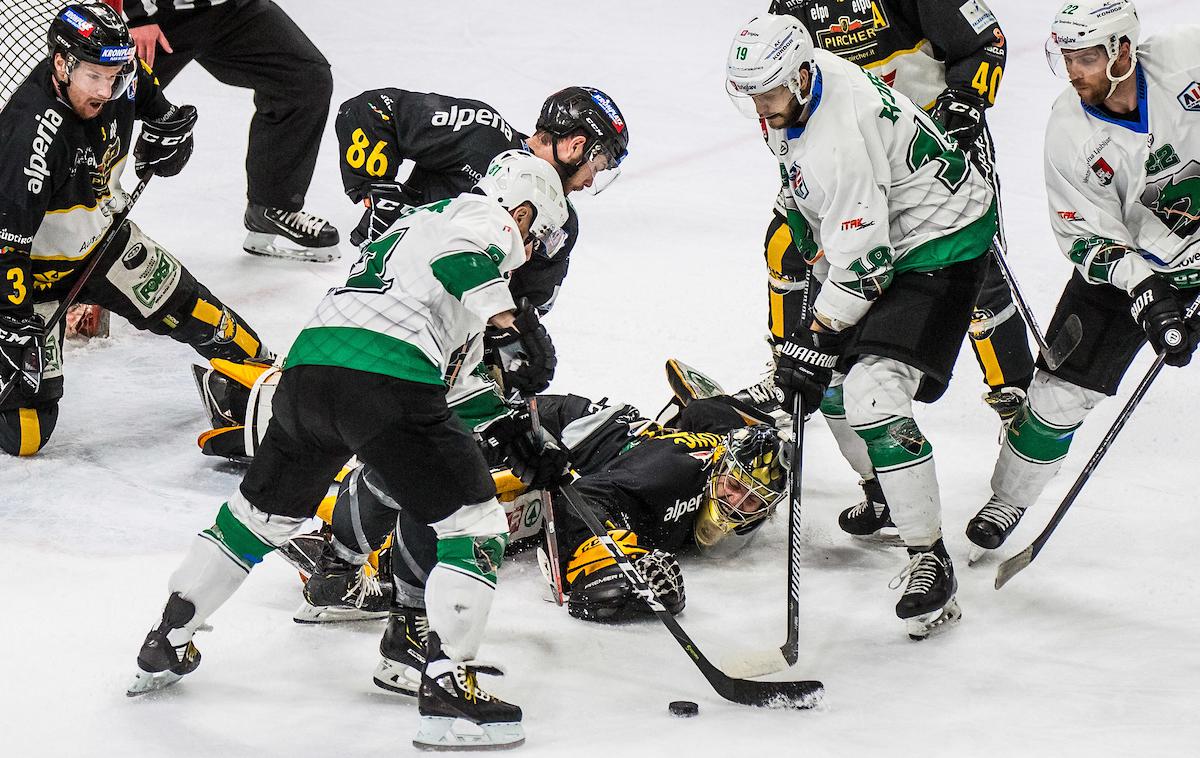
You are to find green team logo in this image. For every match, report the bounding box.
[341,228,407,294]
[1141,159,1200,240]
[907,117,968,192]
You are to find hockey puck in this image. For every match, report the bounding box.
[668,700,699,717]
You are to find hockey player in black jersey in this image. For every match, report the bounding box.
[336,85,627,316]
[0,2,268,456]
[765,0,1034,542]
[297,393,787,697]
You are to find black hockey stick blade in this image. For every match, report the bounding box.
[1041,314,1083,371]
[781,394,805,666]
[556,483,824,709]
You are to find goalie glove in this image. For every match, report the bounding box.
[930,88,986,155]
[135,104,198,180]
[565,531,686,622]
[486,299,557,395]
[0,311,45,397]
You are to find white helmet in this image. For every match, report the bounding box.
[726,14,815,118]
[1047,0,1140,93]
[476,150,569,246]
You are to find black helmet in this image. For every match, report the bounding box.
[536,86,629,185]
[47,3,137,100]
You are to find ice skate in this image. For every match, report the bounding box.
[275,528,331,580]
[838,478,903,546]
[127,593,202,696]
[243,204,340,263]
[966,495,1027,565]
[891,540,961,640]
[414,633,524,752]
[373,606,429,697]
[293,546,390,623]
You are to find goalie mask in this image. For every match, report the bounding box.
[694,425,787,552]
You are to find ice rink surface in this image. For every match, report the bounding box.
[3,1,1196,755]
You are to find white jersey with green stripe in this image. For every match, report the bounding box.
[1045,29,1200,294]
[765,50,995,329]
[284,193,525,386]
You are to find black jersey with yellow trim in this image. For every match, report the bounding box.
[335,88,579,313]
[0,59,171,317]
[769,0,1007,109]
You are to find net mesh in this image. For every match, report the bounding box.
[0,1,123,109]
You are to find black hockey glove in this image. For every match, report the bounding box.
[350,181,419,246]
[930,89,986,155]
[135,104,198,180]
[0,311,45,397]
[1130,276,1199,367]
[774,326,846,411]
[480,409,571,490]
[487,299,556,395]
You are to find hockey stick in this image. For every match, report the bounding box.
[0,177,151,408]
[995,291,1200,589]
[525,395,564,606]
[989,232,1082,371]
[555,481,824,708]
[782,393,805,665]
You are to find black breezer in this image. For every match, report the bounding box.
[241,365,496,524]
[1037,271,1165,396]
[842,254,989,403]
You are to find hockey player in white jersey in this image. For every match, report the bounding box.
[127,150,569,751]
[727,14,998,638]
[968,0,1200,556]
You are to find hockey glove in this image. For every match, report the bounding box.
[930,89,986,155]
[1130,276,1198,367]
[566,535,685,622]
[350,181,419,246]
[135,104,198,180]
[480,409,571,490]
[774,326,846,411]
[0,311,45,397]
[489,299,556,395]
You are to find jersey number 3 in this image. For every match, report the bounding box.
[6,269,26,305]
[345,128,390,177]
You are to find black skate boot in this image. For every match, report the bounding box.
[414,632,524,751]
[891,540,962,640]
[243,204,340,263]
[966,495,1027,564]
[373,606,429,697]
[293,543,391,623]
[127,593,202,696]
[275,526,332,580]
[838,478,902,545]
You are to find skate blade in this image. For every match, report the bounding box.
[852,528,906,547]
[243,232,340,263]
[292,601,388,624]
[906,597,963,641]
[372,657,421,698]
[967,545,991,566]
[413,716,525,752]
[126,669,185,697]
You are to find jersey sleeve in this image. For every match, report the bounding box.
[809,146,895,330]
[0,111,66,317]
[335,89,410,202]
[133,60,173,122]
[908,0,1007,105]
[1044,119,1153,293]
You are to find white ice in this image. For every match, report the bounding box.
[3,1,1196,755]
